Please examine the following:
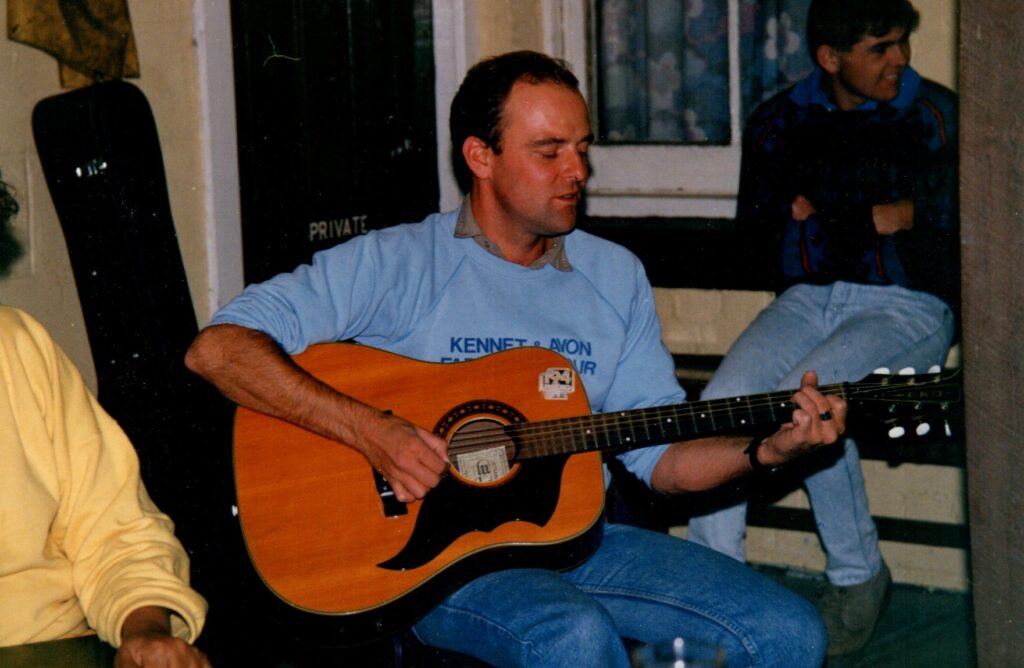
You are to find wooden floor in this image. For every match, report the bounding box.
[759,566,977,668]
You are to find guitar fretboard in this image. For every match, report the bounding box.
[507,383,849,459]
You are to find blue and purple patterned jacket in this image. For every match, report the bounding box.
[737,66,959,313]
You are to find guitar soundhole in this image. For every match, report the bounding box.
[434,400,526,486]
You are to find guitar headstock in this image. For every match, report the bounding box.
[846,367,962,440]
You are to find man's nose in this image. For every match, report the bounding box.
[891,42,910,67]
[564,151,588,183]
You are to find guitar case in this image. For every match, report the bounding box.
[31,81,212,482]
[30,80,421,667]
[30,80,249,663]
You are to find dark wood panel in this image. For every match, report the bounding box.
[231,0,438,284]
[580,216,771,291]
[746,505,969,550]
[960,2,1024,665]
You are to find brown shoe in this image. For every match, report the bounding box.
[816,562,892,656]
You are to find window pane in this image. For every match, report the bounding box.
[595,0,730,145]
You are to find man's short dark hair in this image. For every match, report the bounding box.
[449,50,580,190]
[0,173,22,277]
[807,0,920,54]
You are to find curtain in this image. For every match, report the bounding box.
[595,0,814,144]
[740,0,814,122]
[597,0,730,144]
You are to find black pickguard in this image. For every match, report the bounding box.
[378,456,569,570]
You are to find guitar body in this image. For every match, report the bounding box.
[233,343,606,642]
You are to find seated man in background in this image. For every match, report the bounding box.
[686,0,958,657]
[186,50,846,667]
[0,175,211,667]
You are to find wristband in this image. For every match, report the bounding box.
[744,436,782,474]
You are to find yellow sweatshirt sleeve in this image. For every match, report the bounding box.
[0,306,207,646]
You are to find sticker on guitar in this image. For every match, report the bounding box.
[539,366,576,400]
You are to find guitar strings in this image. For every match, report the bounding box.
[447,386,802,457]
[443,377,955,459]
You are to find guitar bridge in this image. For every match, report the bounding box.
[373,469,408,517]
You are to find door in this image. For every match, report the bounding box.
[231,0,438,283]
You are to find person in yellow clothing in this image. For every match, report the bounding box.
[0,175,210,666]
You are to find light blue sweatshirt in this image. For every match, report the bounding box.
[210,207,684,485]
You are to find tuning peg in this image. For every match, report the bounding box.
[898,367,915,375]
[916,422,931,436]
[945,421,952,437]
[928,365,941,373]
[888,425,906,439]
[874,367,891,375]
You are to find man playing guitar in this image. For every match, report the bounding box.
[186,50,845,667]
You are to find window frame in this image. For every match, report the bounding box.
[556,0,743,219]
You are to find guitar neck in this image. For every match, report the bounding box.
[509,383,849,460]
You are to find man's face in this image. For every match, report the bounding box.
[485,81,593,237]
[826,26,911,110]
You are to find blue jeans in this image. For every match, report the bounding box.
[412,522,827,667]
[687,282,954,586]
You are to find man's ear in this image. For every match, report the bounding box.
[816,44,841,74]
[462,136,493,180]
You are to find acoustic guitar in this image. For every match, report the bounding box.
[232,343,959,644]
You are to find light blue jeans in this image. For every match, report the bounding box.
[412,522,827,667]
[687,282,954,586]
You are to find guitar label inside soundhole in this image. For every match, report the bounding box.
[435,401,525,485]
[455,446,510,483]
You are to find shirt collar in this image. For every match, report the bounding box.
[454,197,573,272]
